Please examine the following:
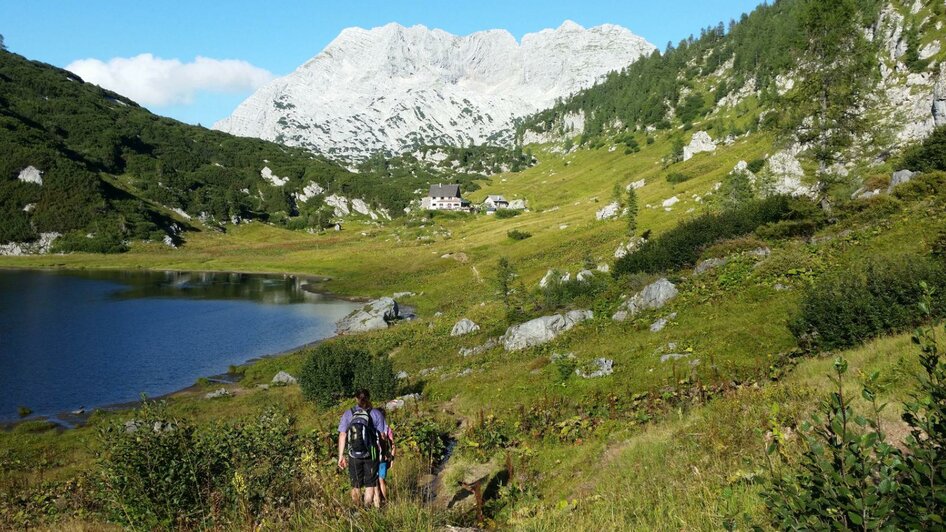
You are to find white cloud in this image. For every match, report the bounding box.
[66,53,274,106]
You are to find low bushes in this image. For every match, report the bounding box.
[666,172,692,184]
[97,404,302,529]
[614,195,798,275]
[494,209,523,219]
[507,229,532,241]
[790,255,946,351]
[299,342,397,407]
[901,125,946,172]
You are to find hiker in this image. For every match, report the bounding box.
[337,389,388,508]
[376,409,396,503]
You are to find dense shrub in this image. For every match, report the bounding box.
[614,195,798,275]
[507,229,532,241]
[538,270,609,311]
[892,171,946,202]
[666,172,692,184]
[901,126,946,172]
[494,209,523,219]
[299,342,396,407]
[746,158,766,173]
[836,194,903,224]
[755,219,819,240]
[97,403,301,529]
[767,285,946,529]
[790,255,946,351]
[700,236,769,259]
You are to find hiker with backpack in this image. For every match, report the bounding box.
[337,389,388,508]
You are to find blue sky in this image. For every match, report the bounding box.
[0,0,764,125]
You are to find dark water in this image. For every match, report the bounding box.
[0,270,361,421]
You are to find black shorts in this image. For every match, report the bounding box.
[348,457,378,488]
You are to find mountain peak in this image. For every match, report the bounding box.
[215,22,656,160]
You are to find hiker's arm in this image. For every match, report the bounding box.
[337,432,347,469]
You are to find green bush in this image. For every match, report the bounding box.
[507,229,532,241]
[767,284,946,529]
[746,158,766,173]
[790,256,946,351]
[614,196,797,275]
[892,171,946,202]
[901,126,946,172]
[494,209,523,219]
[299,342,396,407]
[97,403,301,529]
[666,172,692,184]
[755,219,819,240]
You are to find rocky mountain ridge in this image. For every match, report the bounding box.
[214,21,655,160]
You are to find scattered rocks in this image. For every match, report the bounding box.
[596,263,610,273]
[693,257,727,275]
[539,269,556,288]
[501,310,593,351]
[627,179,646,191]
[576,269,595,282]
[576,358,614,378]
[205,388,232,399]
[660,353,690,363]
[451,318,480,337]
[393,291,416,299]
[459,338,498,357]
[888,169,915,192]
[271,371,297,385]
[682,131,716,161]
[418,367,440,377]
[395,371,409,380]
[662,196,680,208]
[596,202,621,220]
[385,393,421,411]
[650,312,677,332]
[336,297,399,334]
[0,232,61,256]
[613,279,678,321]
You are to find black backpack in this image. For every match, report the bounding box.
[347,408,378,460]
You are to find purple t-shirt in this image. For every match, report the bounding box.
[338,406,388,434]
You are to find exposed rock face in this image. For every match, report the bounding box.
[205,388,231,399]
[336,297,400,334]
[0,232,60,256]
[662,196,680,208]
[596,202,620,220]
[501,310,593,351]
[459,337,498,357]
[539,269,556,288]
[17,166,43,185]
[627,179,646,191]
[296,182,325,202]
[216,21,655,160]
[451,318,480,337]
[576,358,614,378]
[260,166,288,186]
[576,269,594,282]
[935,74,946,127]
[613,279,678,321]
[272,371,298,385]
[682,131,716,161]
[765,148,816,197]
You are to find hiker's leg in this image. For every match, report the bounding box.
[364,487,377,507]
[350,488,360,505]
[379,478,387,502]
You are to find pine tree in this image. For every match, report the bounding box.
[790,0,878,172]
[626,186,638,235]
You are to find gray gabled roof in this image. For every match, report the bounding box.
[428,184,461,197]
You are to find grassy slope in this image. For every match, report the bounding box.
[1,127,944,528]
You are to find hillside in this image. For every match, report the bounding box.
[2,0,946,530]
[0,51,513,253]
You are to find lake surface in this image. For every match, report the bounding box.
[0,269,361,421]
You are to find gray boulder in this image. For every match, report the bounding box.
[385,393,421,411]
[451,318,480,337]
[650,312,678,333]
[693,257,727,275]
[888,169,915,192]
[336,297,399,334]
[459,337,498,357]
[205,388,231,399]
[501,310,593,351]
[613,279,678,321]
[576,358,614,378]
[271,371,297,385]
[576,269,595,282]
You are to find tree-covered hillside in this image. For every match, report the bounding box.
[0,50,522,251]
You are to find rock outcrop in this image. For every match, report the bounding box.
[613,279,678,321]
[596,202,620,220]
[682,131,715,161]
[336,297,400,334]
[501,310,593,351]
[451,318,480,337]
[888,169,915,192]
[272,371,297,385]
[576,358,614,378]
